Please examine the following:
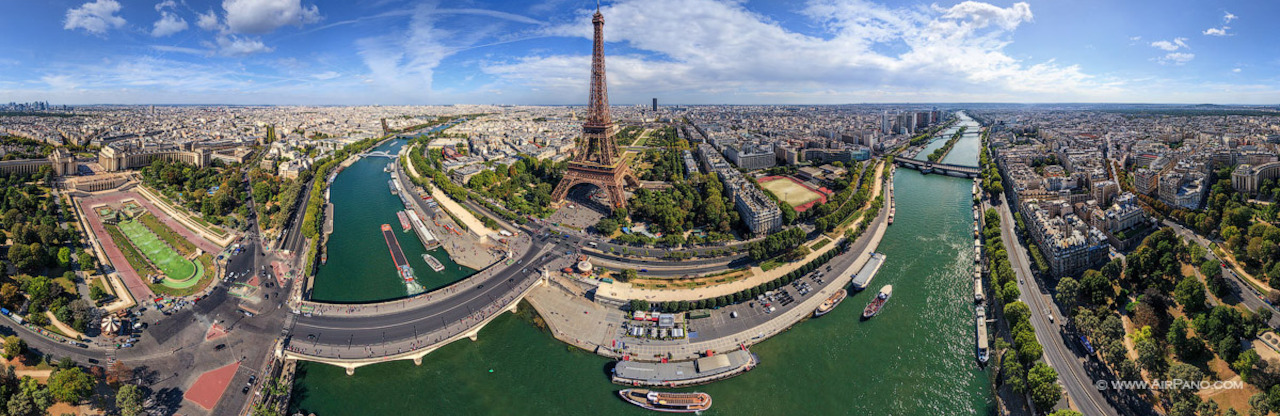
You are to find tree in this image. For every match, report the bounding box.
[620,269,638,283]
[2,336,26,359]
[1136,337,1167,376]
[1166,362,1205,402]
[1167,318,1200,360]
[1028,362,1062,410]
[594,218,619,235]
[56,247,71,268]
[1249,392,1269,416]
[1175,276,1207,313]
[47,367,94,403]
[1055,277,1080,312]
[1004,353,1027,393]
[1049,410,1083,416]
[117,384,145,416]
[1080,270,1113,306]
[78,251,95,271]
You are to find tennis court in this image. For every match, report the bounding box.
[118,219,196,281]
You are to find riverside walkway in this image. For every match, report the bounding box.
[528,199,891,362]
[595,161,885,304]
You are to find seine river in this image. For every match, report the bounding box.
[291,117,994,415]
[310,138,474,303]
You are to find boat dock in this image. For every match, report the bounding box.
[396,211,411,232]
[404,210,440,250]
[975,306,989,364]
[611,350,758,388]
[887,166,895,225]
[850,252,886,291]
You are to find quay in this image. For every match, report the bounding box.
[611,350,758,388]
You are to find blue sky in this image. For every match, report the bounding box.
[1,0,1277,105]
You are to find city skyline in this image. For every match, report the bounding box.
[1,0,1278,105]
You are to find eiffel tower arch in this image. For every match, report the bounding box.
[551,8,637,210]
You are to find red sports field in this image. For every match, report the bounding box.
[759,176,829,212]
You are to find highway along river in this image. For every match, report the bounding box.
[310,138,474,303]
[291,126,994,414]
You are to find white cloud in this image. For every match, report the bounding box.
[150,45,206,55]
[197,10,221,31]
[154,0,176,12]
[64,0,127,35]
[1150,38,1188,51]
[1202,27,1227,36]
[1223,11,1237,23]
[207,35,275,56]
[1233,68,1242,73]
[312,71,340,80]
[481,0,1117,103]
[152,12,189,37]
[222,0,322,35]
[1159,52,1194,65]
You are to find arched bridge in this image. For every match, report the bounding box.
[361,151,398,158]
[895,157,980,178]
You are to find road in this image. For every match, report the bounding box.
[993,194,1127,416]
[1163,219,1280,328]
[289,234,550,353]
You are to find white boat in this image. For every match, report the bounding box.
[422,253,445,272]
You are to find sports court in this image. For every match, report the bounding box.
[759,176,826,212]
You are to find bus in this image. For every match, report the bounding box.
[587,241,599,248]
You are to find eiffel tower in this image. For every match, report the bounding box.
[551,6,638,210]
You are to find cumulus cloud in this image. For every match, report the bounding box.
[196,10,221,31]
[1159,52,1194,65]
[64,0,127,35]
[1202,27,1228,36]
[223,0,322,35]
[152,1,189,37]
[482,0,1113,103]
[1150,38,1188,51]
[1223,11,1237,23]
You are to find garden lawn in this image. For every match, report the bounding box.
[118,220,195,281]
[139,213,196,254]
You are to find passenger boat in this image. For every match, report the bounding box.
[422,253,445,272]
[397,211,411,232]
[861,285,893,320]
[618,389,711,413]
[813,288,847,317]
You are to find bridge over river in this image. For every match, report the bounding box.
[894,156,980,178]
[283,236,560,373]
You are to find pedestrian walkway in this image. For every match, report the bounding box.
[597,161,885,304]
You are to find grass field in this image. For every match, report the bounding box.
[139,212,197,254]
[760,177,822,208]
[118,219,196,281]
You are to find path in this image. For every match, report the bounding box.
[597,161,884,303]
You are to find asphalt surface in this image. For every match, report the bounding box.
[993,194,1116,414]
[289,236,549,348]
[995,194,1151,416]
[1163,219,1280,328]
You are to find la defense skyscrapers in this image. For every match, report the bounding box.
[551,7,638,209]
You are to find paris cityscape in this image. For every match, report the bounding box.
[1,0,1279,415]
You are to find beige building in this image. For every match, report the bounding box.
[99,145,210,171]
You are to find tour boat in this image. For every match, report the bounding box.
[618,389,712,413]
[813,289,847,317]
[861,285,893,319]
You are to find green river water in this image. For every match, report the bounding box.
[292,117,995,415]
[310,139,475,303]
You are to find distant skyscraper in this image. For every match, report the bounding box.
[881,111,891,135]
[652,98,658,112]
